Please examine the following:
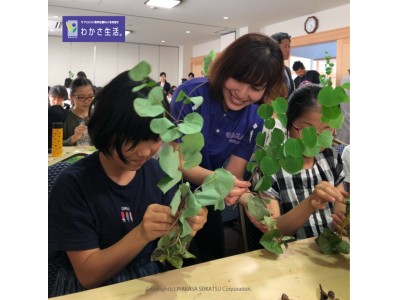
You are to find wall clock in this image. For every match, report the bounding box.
[305,16,318,34]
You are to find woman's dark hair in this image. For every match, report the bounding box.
[88,71,161,163]
[49,85,68,100]
[208,33,284,103]
[70,77,95,96]
[286,83,322,132]
[64,78,73,88]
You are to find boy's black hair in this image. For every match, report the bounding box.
[271,32,291,44]
[292,61,305,72]
[88,71,161,164]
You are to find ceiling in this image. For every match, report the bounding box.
[48,0,349,48]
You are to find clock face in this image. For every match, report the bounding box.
[305,16,318,34]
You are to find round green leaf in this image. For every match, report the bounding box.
[133,98,164,117]
[272,97,288,114]
[254,149,267,163]
[317,130,333,148]
[257,104,274,119]
[159,144,180,178]
[177,112,203,134]
[256,131,266,147]
[302,127,317,148]
[303,144,320,157]
[270,128,285,146]
[246,161,256,173]
[276,113,287,128]
[128,61,151,81]
[321,105,341,120]
[189,96,204,108]
[150,117,175,135]
[328,113,344,129]
[318,86,334,107]
[264,117,275,130]
[160,127,182,143]
[260,155,280,176]
[284,138,305,158]
[180,132,204,153]
[280,156,303,174]
[254,175,272,192]
[183,152,202,169]
[148,86,164,104]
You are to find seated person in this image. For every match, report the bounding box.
[48,85,69,149]
[63,77,95,146]
[242,84,347,239]
[48,70,207,297]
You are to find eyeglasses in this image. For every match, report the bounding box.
[73,95,94,102]
[291,123,336,137]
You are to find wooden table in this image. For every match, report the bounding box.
[48,146,95,166]
[52,237,349,300]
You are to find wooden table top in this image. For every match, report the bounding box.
[51,237,350,300]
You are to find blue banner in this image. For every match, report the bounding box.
[62,16,125,42]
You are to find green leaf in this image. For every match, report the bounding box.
[177,112,204,134]
[254,149,267,163]
[264,117,276,129]
[246,161,256,173]
[188,96,204,108]
[195,188,221,206]
[246,194,270,221]
[160,127,182,143]
[180,218,193,237]
[302,127,317,148]
[317,130,333,148]
[256,131,266,147]
[280,156,303,174]
[182,191,201,218]
[315,235,334,254]
[133,98,164,117]
[336,240,350,254]
[148,86,164,104]
[262,216,277,229]
[166,254,184,269]
[272,97,288,114]
[257,104,273,119]
[253,176,272,192]
[132,83,147,93]
[318,86,334,107]
[328,113,344,129]
[284,138,305,158]
[150,117,175,135]
[303,144,320,157]
[157,172,182,193]
[170,189,182,215]
[175,90,187,102]
[180,132,204,153]
[260,231,283,254]
[342,82,350,90]
[182,152,202,169]
[318,86,347,107]
[128,61,151,81]
[321,105,341,120]
[182,250,196,259]
[270,128,285,146]
[276,113,287,128]
[159,144,180,178]
[260,156,280,176]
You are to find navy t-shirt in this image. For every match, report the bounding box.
[48,152,176,295]
[170,77,263,171]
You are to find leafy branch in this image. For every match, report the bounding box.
[130,61,234,268]
[246,53,350,255]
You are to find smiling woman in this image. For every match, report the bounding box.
[169,32,284,263]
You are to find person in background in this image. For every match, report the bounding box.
[292,60,320,89]
[64,78,73,99]
[170,32,284,262]
[77,71,87,79]
[242,84,347,240]
[48,85,69,149]
[271,32,295,98]
[335,69,350,144]
[166,86,177,103]
[188,72,195,80]
[157,72,171,96]
[341,145,350,193]
[63,77,95,146]
[48,70,208,297]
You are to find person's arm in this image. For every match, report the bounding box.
[67,204,175,289]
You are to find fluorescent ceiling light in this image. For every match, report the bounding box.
[145,0,181,9]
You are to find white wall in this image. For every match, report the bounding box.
[48,36,180,88]
[261,4,350,37]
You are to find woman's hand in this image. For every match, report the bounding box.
[139,204,175,242]
[187,207,208,237]
[224,177,251,206]
[308,181,348,210]
[73,124,87,142]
